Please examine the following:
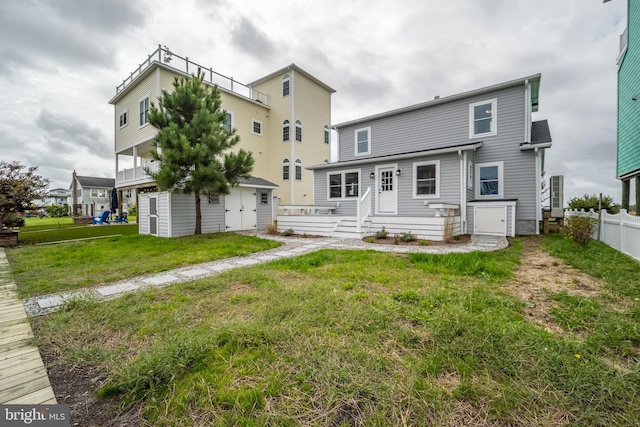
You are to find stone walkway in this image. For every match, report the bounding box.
[0,249,56,404]
[22,233,507,318]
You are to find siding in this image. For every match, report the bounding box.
[170,192,226,237]
[158,192,170,237]
[139,193,149,234]
[114,69,158,151]
[256,190,273,231]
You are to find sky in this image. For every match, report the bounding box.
[0,0,633,205]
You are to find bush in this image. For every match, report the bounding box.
[128,203,137,217]
[365,237,375,243]
[47,204,68,217]
[2,213,25,228]
[374,227,389,239]
[565,215,598,246]
[568,194,619,214]
[419,240,430,246]
[282,228,295,236]
[400,231,416,242]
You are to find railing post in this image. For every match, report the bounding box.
[210,67,213,83]
[158,44,162,62]
[186,57,189,74]
[620,209,626,255]
[231,77,234,92]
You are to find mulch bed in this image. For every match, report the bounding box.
[364,234,472,246]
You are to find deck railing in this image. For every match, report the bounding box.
[115,45,268,105]
[356,187,372,232]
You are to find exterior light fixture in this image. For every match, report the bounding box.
[396,169,402,176]
[370,172,375,179]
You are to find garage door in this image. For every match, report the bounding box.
[474,206,507,236]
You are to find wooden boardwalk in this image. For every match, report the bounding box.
[0,248,56,404]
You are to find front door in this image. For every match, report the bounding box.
[376,166,397,214]
[225,189,257,231]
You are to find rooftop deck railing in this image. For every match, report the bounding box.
[115,45,268,105]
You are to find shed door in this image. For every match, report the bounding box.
[149,196,158,236]
[474,206,506,236]
[225,189,257,231]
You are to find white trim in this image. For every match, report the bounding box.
[460,151,466,234]
[375,163,398,215]
[295,159,302,181]
[520,142,551,150]
[118,109,129,129]
[468,200,517,207]
[469,98,497,139]
[324,125,330,144]
[167,191,173,238]
[354,126,371,156]
[251,118,263,136]
[138,93,151,128]
[290,70,295,204]
[326,168,361,201]
[282,119,290,142]
[282,158,290,181]
[295,119,302,142]
[282,73,290,97]
[224,111,234,132]
[535,147,541,235]
[412,160,440,199]
[475,161,504,199]
[467,155,474,190]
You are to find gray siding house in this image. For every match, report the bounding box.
[278,74,552,239]
[69,173,116,217]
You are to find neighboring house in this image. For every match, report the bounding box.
[40,188,70,207]
[278,75,552,239]
[110,45,334,237]
[611,0,640,213]
[69,171,115,216]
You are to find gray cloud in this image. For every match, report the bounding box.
[230,17,276,60]
[35,110,112,159]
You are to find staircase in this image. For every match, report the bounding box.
[332,217,372,238]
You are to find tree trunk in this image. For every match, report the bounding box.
[195,190,202,235]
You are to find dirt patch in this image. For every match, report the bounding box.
[363,234,472,246]
[502,236,605,335]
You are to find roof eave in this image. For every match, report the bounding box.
[248,63,336,93]
[520,142,552,151]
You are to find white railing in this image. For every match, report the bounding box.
[116,162,160,186]
[356,187,372,232]
[115,45,268,105]
[620,27,628,55]
[566,208,640,262]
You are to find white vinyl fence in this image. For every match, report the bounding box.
[566,209,640,262]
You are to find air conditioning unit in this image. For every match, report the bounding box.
[550,175,564,218]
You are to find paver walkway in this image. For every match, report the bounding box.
[0,248,56,404]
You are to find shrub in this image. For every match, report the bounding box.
[564,215,598,246]
[2,213,25,228]
[265,221,278,235]
[365,237,375,243]
[128,203,137,217]
[401,231,416,242]
[282,228,295,236]
[374,227,389,239]
[47,204,68,217]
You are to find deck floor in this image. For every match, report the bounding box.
[0,249,56,404]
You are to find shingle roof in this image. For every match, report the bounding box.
[75,176,115,189]
[238,176,278,188]
[531,120,552,144]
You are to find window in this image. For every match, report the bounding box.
[252,119,262,136]
[354,127,371,156]
[469,98,497,138]
[223,111,234,132]
[139,95,150,126]
[90,189,106,198]
[282,120,290,141]
[282,74,290,97]
[467,158,474,190]
[295,159,302,180]
[119,110,128,128]
[295,120,302,142]
[324,125,330,144]
[260,193,269,205]
[476,161,504,198]
[91,189,97,198]
[327,170,360,199]
[208,193,220,204]
[282,159,290,180]
[413,160,439,198]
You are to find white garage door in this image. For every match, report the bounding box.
[474,206,507,236]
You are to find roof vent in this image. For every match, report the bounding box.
[434,95,440,100]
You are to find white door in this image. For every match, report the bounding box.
[377,166,397,214]
[225,189,257,231]
[148,196,158,236]
[474,206,507,235]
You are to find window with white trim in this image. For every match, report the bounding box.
[252,119,262,136]
[139,95,150,126]
[413,160,439,198]
[282,159,290,180]
[467,158,474,190]
[223,111,234,132]
[469,98,497,138]
[90,189,106,198]
[354,127,371,156]
[295,159,302,180]
[324,125,330,144]
[295,120,302,142]
[260,193,269,204]
[119,110,128,128]
[476,161,504,198]
[327,170,360,200]
[282,120,290,141]
[282,74,290,97]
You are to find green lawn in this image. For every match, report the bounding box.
[7,232,280,298]
[28,236,640,426]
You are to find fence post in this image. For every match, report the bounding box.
[597,193,602,241]
[620,208,626,256]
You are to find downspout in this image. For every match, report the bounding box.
[524,79,531,143]
[535,147,541,235]
[458,150,466,235]
[290,68,295,205]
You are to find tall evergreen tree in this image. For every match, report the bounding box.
[146,71,254,235]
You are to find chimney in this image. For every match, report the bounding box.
[72,170,77,215]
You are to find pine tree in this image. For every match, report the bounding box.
[146,70,254,235]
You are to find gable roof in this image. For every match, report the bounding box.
[74,176,115,189]
[531,120,552,144]
[238,176,278,189]
[248,63,336,93]
[333,74,541,129]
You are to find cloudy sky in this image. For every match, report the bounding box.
[0,0,632,204]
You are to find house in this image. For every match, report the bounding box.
[40,188,70,207]
[611,0,640,214]
[69,171,115,216]
[278,74,552,239]
[109,45,334,237]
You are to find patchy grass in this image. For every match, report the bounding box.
[31,239,640,426]
[7,233,280,298]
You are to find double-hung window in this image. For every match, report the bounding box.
[223,112,233,132]
[119,110,128,128]
[354,127,371,156]
[413,160,439,198]
[282,159,290,180]
[295,120,302,142]
[295,159,302,180]
[469,98,497,138]
[282,120,290,141]
[327,170,360,200]
[282,74,290,97]
[139,95,150,126]
[476,161,503,198]
[324,125,330,144]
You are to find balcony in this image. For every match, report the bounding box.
[115,45,268,105]
[116,161,159,188]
